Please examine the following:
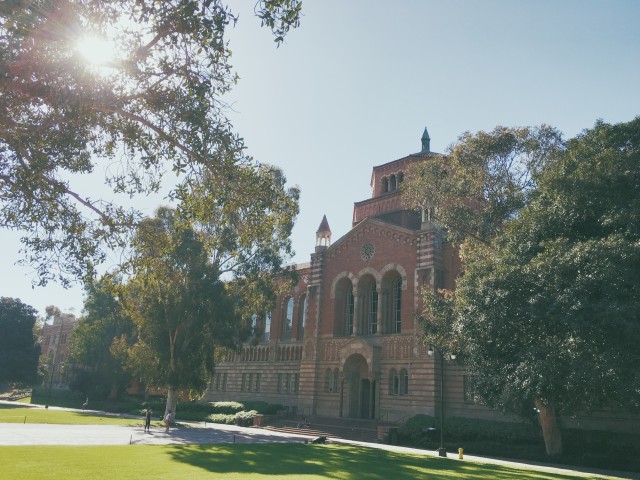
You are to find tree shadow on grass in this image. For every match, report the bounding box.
[167,444,586,480]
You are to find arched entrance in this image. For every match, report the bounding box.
[342,353,376,419]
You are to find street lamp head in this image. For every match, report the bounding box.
[450,354,456,360]
[427,346,434,356]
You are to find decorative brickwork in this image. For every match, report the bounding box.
[204,135,524,426]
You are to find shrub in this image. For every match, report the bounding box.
[206,413,236,425]
[397,414,640,472]
[234,410,258,426]
[208,402,245,414]
[245,402,284,415]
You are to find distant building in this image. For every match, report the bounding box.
[41,311,78,389]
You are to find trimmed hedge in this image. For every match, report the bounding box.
[398,414,640,473]
[28,390,281,425]
[206,410,259,427]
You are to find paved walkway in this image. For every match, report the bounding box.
[0,402,637,479]
[0,421,313,446]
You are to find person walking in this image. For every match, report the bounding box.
[163,409,173,433]
[144,407,152,432]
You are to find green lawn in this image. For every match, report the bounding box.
[0,444,609,480]
[0,405,151,426]
[0,405,620,479]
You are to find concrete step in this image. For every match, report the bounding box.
[260,415,383,444]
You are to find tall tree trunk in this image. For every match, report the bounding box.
[165,387,178,418]
[535,399,563,456]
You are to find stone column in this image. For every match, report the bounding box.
[369,379,374,419]
[352,288,360,335]
[376,288,384,334]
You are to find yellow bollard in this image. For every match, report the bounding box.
[458,448,464,459]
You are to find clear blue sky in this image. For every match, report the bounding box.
[2,0,639,317]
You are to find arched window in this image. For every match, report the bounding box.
[389,174,397,192]
[298,294,307,340]
[389,368,399,395]
[368,281,378,334]
[400,368,409,395]
[283,297,293,340]
[382,177,389,193]
[346,288,354,335]
[392,278,402,333]
[264,311,271,342]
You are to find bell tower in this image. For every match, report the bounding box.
[421,127,431,153]
[315,214,331,250]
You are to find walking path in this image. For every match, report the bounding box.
[0,402,637,479]
[0,421,312,446]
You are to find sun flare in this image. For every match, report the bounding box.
[76,36,117,66]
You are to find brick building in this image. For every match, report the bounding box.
[205,129,639,432]
[205,128,491,423]
[41,311,78,389]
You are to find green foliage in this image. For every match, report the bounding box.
[0,405,145,426]
[207,401,246,414]
[397,414,640,472]
[121,207,236,406]
[458,117,640,416]
[417,289,465,359]
[205,413,235,424]
[121,164,299,414]
[0,297,40,384]
[205,409,258,426]
[396,414,435,445]
[68,274,135,400]
[403,125,564,246]
[176,162,300,325]
[398,414,541,448]
[0,0,302,286]
[137,400,279,420]
[243,401,284,415]
[412,117,640,456]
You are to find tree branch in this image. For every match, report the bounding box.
[93,103,204,163]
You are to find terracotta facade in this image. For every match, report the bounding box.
[41,313,78,388]
[204,138,487,423]
[204,134,639,432]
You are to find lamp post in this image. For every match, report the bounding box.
[428,345,456,457]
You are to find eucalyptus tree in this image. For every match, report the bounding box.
[403,125,565,247]
[122,207,231,413]
[122,162,299,414]
[0,0,301,286]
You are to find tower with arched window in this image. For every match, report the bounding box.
[205,129,472,425]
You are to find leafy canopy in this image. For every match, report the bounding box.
[458,117,640,415]
[68,273,135,400]
[403,125,564,246]
[0,0,301,286]
[121,207,239,397]
[0,297,40,384]
[411,118,640,455]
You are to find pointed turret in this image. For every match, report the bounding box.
[316,214,331,249]
[421,127,431,153]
